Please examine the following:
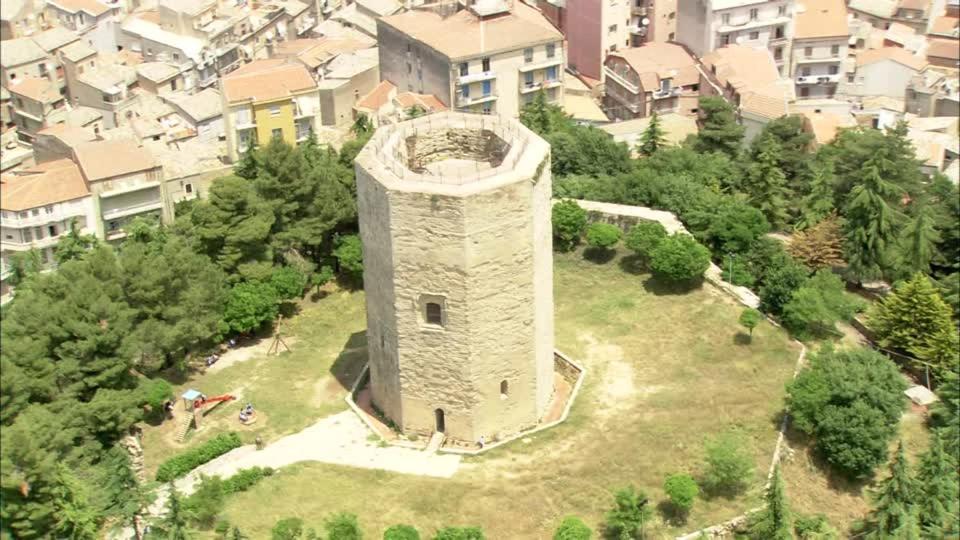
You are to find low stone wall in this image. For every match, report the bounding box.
[344,350,588,457]
[564,199,760,308]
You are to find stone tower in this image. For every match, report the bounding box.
[354,112,554,444]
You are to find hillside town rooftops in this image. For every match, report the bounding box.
[8,76,61,103]
[794,0,849,39]
[32,26,79,52]
[703,45,793,119]
[0,37,47,67]
[136,62,180,83]
[379,1,562,60]
[164,88,223,123]
[848,0,897,18]
[927,38,960,63]
[0,159,89,211]
[59,40,97,62]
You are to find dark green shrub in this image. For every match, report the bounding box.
[272,517,304,540]
[156,432,243,481]
[701,431,754,495]
[432,526,485,540]
[649,235,711,283]
[585,223,622,250]
[222,466,274,493]
[553,516,592,539]
[625,221,667,258]
[663,473,699,517]
[384,524,420,540]
[325,512,362,540]
[552,200,588,251]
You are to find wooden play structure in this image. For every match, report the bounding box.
[174,389,236,442]
[267,316,290,356]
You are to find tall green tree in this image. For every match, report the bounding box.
[867,442,918,538]
[692,96,745,158]
[914,434,959,536]
[190,176,275,281]
[6,248,43,287]
[54,220,98,265]
[638,112,666,156]
[893,203,941,277]
[520,90,570,136]
[153,485,193,539]
[842,153,903,281]
[931,368,960,460]
[222,281,279,334]
[795,159,837,231]
[747,465,792,540]
[51,465,99,539]
[751,115,814,195]
[869,273,955,370]
[743,133,792,229]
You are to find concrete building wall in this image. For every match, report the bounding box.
[677,0,792,71]
[377,22,453,106]
[253,98,296,145]
[792,38,846,98]
[847,61,916,99]
[562,0,602,80]
[355,113,554,444]
[651,0,679,42]
[318,65,379,128]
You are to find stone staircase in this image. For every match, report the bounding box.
[425,431,446,454]
[174,415,194,443]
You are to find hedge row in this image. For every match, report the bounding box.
[156,432,243,481]
[221,466,274,493]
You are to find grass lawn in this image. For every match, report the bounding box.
[195,250,802,538]
[139,288,368,476]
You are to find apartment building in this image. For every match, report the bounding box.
[676,0,793,75]
[0,158,95,295]
[45,0,120,51]
[1,37,53,87]
[701,44,794,140]
[57,39,97,102]
[163,88,225,145]
[73,63,139,128]
[8,76,68,139]
[222,59,320,162]
[603,42,701,120]
[378,1,565,117]
[316,48,380,128]
[791,0,848,100]
[906,69,960,116]
[845,47,928,100]
[72,138,173,240]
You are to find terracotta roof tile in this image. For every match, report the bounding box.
[930,16,959,36]
[73,138,159,181]
[795,0,849,40]
[0,158,89,211]
[223,60,316,102]
[927,38,960,62]
[856,46,927,70]
[395,92,446,111]
[379,2,562,60]
[8,76,61,103]
[609,42,699,90]
[356,80,396,110]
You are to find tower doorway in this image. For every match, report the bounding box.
[434,408,445,433]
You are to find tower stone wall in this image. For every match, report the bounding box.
[354,113,554,444]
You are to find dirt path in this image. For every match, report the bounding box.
[205,336,300,374]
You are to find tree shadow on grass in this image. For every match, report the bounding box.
[583,247,616,264]
[618,254,647,275]
[641,275,703,296]
[656,500,690,527]
[779,422,871,496]
[733,332,753,346]
[329,330,368,392]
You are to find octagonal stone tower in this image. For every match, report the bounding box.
[354,112,554,444]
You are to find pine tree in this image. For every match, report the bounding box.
[869,273,955,366]
[744,134,792,229]
[843,152,904,281]
[931,368,960,460]
[54,220,98,265]
[796,159,837,231]
[519,90,569,136]
[915,434,960,536]
[638,112,666,156]
[153,485,192,540]
[788,214,845,269]
[51,465,99,539]
[693,96,745,157]
[868,442,918,538]
[747,465,792,540]
[894,204,941,277]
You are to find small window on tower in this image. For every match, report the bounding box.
[500,380,509,398]
[425,302,442,325]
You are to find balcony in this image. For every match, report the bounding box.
[794,54,842,64]
[652,86,682,99]
[518,57,563,73]
[520,79,562,94]
[604,66,639,93]
[631,5,648,15]
[101,200,163,221]
[628,24,648,36]
[795,74,841,84]
[458,70,497,84]
[456,93,498,107]
[1,209,85,228]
